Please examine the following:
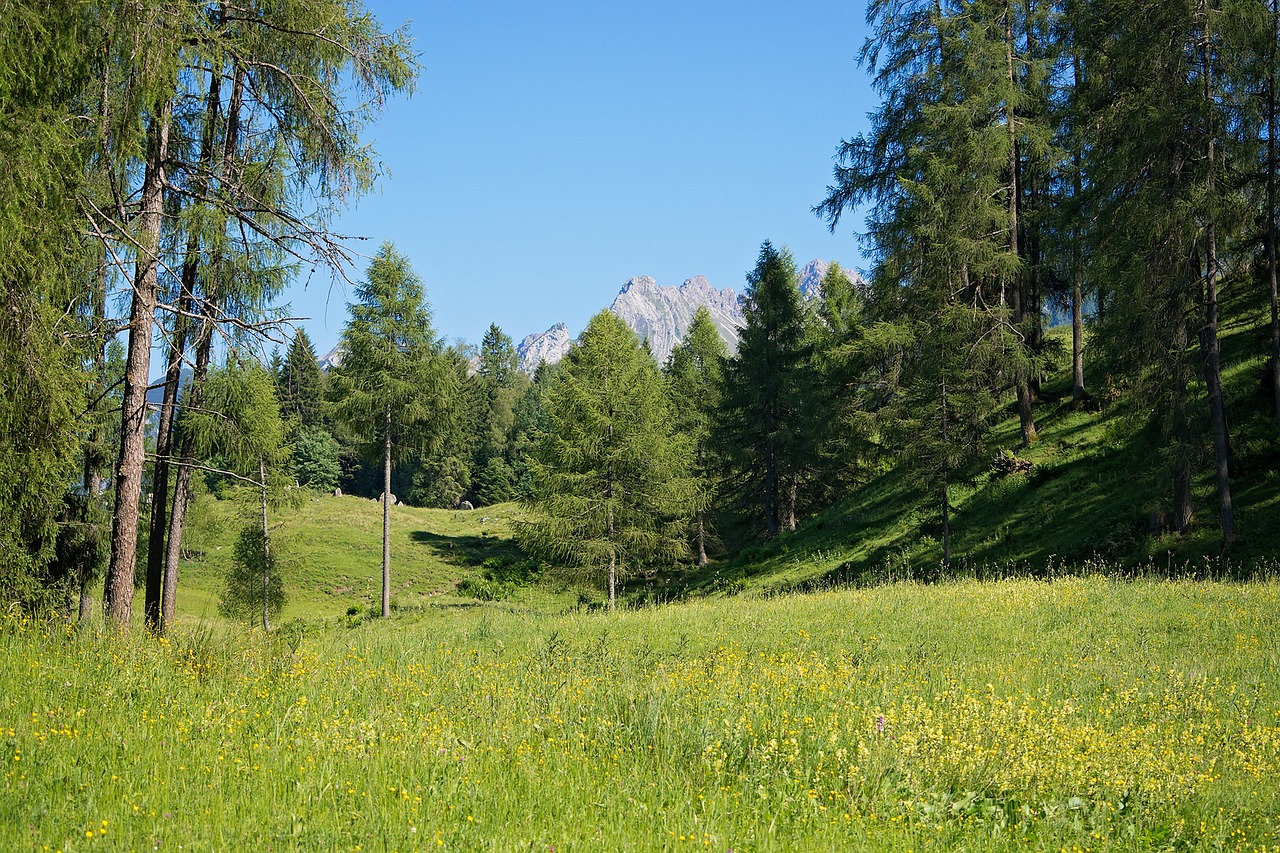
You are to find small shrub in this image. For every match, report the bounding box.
[218,525,285,625]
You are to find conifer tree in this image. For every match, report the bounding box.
[278,329,328,433]
[330,243,456,617]
[181,361,288,632]
[519,311,693,609]
[717,243,813,538]
[665,306,727,565]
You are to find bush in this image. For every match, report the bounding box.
[294,428,341,492]
[219,525,285,625]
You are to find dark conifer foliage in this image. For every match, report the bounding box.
[716,243,815,539]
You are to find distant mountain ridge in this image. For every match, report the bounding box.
[515,260,864,374]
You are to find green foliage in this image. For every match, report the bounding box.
[218,525,285,623]
[519,311,695,604]
[716,242,815,539]
[293,427,341,492]
[329,242,456,468]
[183,363,286,472]
[278,329,328,434]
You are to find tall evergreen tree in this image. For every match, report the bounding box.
[717,243,813,538]
[330,243,456,617]
[519,311,693,610]
[278,328,328,433]
[665,306,727,565]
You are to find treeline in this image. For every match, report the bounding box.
[0,1,416,628]
[812,0,1280,555]
[5,0,1280,624]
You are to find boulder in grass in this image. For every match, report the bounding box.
[459,500,474,511]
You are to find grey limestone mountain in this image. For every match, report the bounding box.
[516,322,574,375]
[607,274,744,367]
[514,260,865,373]
[797,258,867,300]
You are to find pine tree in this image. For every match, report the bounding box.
[519,311,693,610]
[330,243,456,617]
[665,306,727,565]
[278,329,328,433]
[717,243,813,538]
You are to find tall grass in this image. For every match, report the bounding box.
[4,576,1279,851]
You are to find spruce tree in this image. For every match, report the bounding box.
[279,329,328,433]
[665,306,727,565]
[717,242,813,538]
[519,311,693,610]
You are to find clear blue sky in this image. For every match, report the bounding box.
[287,0,874,356]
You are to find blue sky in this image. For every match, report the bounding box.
[287,0,875,356]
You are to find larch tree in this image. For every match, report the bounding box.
[179,361,287,632]
[330,243,456,618]
[519,311,694,610]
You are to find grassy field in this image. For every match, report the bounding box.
[5,575,1279,851]
[155,493,578,624]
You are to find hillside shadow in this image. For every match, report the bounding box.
[409,530,525,568]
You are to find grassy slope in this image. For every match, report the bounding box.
[163,299,1279,618]
[160,496,575,626]
[674,315,1280,599]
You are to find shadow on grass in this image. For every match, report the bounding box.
[408,530,525,568]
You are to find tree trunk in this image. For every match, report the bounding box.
[1005,0,1035,445]
[940,332,952,568]
[1072,52,1087,402]
[145,63,222,631]
[260,455,271,633]
[1270,0,1280,430]
[786,476,798,532]
[104,103,171,630]
[382,403,391,618]
[160,64,244,634]
[607,504,616,612]
[695,511,707,567]
[1199,19,1235,544]
[1172,318,1194,534]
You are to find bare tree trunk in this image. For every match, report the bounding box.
[260,456,271,633]
[104,103,171,630]
[1005,0,1035,445]
[1199,18,1235,544]
[1072,54,1087,401]
[607,505,616,612]
[786,476,798,532]
[159,64,244,633]
[382,403,391,618]
[940,332,952,568]
[145,63,223,631]
[695,511,707,567]
[1270,0,1280,430]
[1172,318,1194,534]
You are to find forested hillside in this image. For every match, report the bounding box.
[2,0,1279,629]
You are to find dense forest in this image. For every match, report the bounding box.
[3,0,1280,629]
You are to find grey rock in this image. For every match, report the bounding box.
[459,500,474,511]
[607,274,745,366]
[796,259,868,301]
[516,322,573,374]
[333,488,342,497]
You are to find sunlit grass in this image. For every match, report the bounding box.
[5,576,1279,851]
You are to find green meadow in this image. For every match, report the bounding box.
[4,575,1279,852]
